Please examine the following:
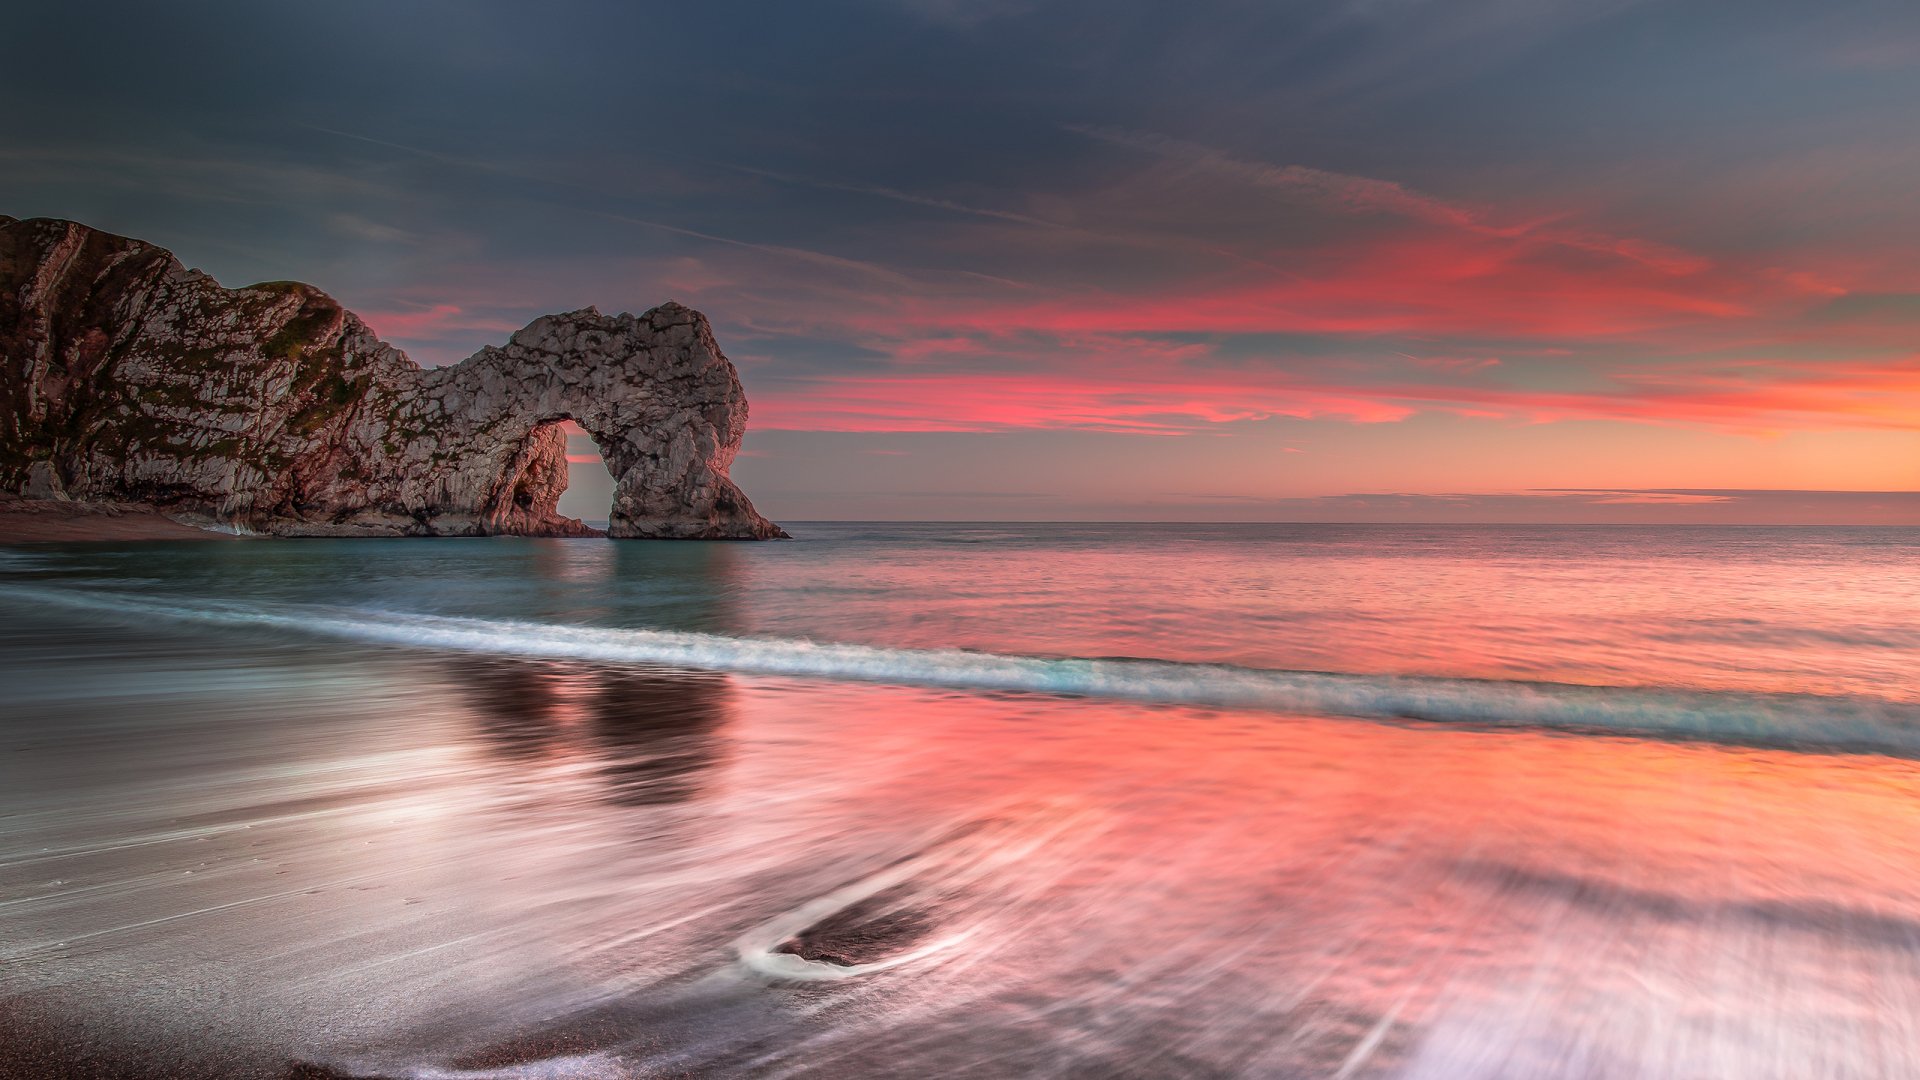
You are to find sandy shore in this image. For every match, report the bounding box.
[0,990,303,1080]
[0,495,229,542]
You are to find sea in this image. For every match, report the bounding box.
[3,523,1919,1079]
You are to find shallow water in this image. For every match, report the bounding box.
[3,525,1920,1077]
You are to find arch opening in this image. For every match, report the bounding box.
[556,419,617,533]
[484,417,610,537]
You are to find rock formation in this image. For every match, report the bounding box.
[0,215,786,539]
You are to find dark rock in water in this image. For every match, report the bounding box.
[773,886,940,967]
[284,1065,370,1080]
[0,215,786,539]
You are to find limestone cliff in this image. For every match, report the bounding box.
[0,216,786,538]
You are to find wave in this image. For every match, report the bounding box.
[10,582,1920,754]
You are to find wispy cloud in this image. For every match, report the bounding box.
[326,212,418,245]
[353,302,525,348]
[0,144,401,206]
[734,165,1068,229]
[1071,126,1711,274]
[1071,125,1477,227]
[1164,488,1920,524]
[587,210,918,287]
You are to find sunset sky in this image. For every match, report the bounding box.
[5,1,1919,521]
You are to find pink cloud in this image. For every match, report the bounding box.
[355,302,524,342]
[329,135,1920,445]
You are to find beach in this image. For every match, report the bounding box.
[4,525,1920,1078]
[0,495,231,544]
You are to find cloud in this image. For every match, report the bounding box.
[589,210,917,288]
[1071,126,1711,274]
[1188,488,1920,524]
[734,165,1068,230]
[326,212,418,245]
[353,302,525,348]
[1071,125,1477,228]
[885,0,1035,27]
[12,0,1916,506]
[0,145,402,207]
[752,367,1416,434]
[1394,352,1502,373]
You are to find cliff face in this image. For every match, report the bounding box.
[0,216,786,538]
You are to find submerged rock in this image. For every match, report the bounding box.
[771,885,940,967]
[0,215,786,539]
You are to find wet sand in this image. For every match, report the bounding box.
[8,530,1920,1078]
[0,991,289,1080]
[7,616,1920,1077]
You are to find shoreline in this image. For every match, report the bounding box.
[0,495,231,542]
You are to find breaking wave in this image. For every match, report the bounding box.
[10,582,1920,755]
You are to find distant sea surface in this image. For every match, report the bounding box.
[4,524,1920,1078]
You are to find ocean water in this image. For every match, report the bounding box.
[3,524,1920,1078]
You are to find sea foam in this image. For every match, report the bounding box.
[11,583,1920,755]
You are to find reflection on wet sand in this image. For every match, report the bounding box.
[592,668,730,807]
[453,658,731,807]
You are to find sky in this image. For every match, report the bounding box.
[4,0,1918,523]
